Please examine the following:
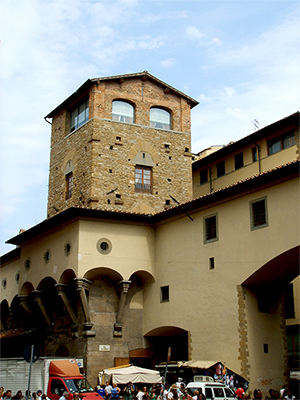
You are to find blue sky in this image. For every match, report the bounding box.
[0,0,299,255]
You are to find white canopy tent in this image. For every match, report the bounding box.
[99,365,162,384]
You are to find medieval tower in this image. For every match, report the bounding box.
[46,71,198,218]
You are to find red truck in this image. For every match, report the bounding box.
[0,358,103,400]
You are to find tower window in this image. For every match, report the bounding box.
[112,100,135,123]
[70,98,89,132]
[150,107,171,130]
[66,172,73,199]
[135,166,152,194]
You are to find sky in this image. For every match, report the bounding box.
[0,0,299,256]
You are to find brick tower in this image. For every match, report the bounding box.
[45,71,198,218]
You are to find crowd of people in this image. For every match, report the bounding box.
[0,388,82,400]
[235,385,297,399]
[0,383,297,400]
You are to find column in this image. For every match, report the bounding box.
[32,290,53,328]
[114,280,131,337]
[75,278,95,337]
[55,283,78,337]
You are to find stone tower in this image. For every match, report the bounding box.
[45,71,198,218]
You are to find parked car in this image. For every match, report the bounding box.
[186,381,237,400]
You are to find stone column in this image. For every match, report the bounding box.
[32,290,53,328]
[75,278,95,337]
[114,280,131,337]
[55,283,78,337]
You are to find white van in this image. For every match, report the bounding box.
[186,381,237,400]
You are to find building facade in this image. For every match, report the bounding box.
[1,72,299,397]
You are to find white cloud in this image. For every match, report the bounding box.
[161,58,176,68]
[185,26,204,40]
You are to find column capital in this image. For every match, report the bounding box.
[75,278,93,291]
[117,280,131,294]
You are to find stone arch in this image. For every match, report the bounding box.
[59,269,76,284]
[144,326,189,363]
[20,281,34,295]
[0,299,10,329]
[62,150,77,173]
[128,141,160,164]
[242,245,299,288]
[84,267,124,283]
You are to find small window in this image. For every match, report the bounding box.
[283,130,296,148]
[200,169,208,185]
[70,98,89,132]
[217,161,225,177]
[204,214,218,243]
[250,197,268,230]
[234,152,244,170]
[150,107,171,130]
[66,172,73,200]
[268,137,282,155]
[135,166,152,194]
[252,146,257,162]
[112,100,134,123]
[161,286,169,303]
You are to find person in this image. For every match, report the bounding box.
[0,388,4,400]
[41,394,50,400]
[12,392,23,400]
[73,392,80,400]
[105,382,112,400]
[180,390,192,400]
[235,387,245,399]
[124,383,134,400]
[36,392,42,400]
[167,385,179,400]
[192,391,198,400]
[97,386,106,398]
[268,389,276,399]
[4,391,12,400]
[59,391,69,400]
[274,391,279,399]
[283,390,295,400]
[111,384,120,400]
[280,386,287,399]
[198,394,205,400]
[252,389,262,399]
[137,388,144,400]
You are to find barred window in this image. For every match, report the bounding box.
[204,214,218,243]
[250,197,268,230]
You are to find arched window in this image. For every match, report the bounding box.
[112,100,135,123]
[150,107,171,130]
